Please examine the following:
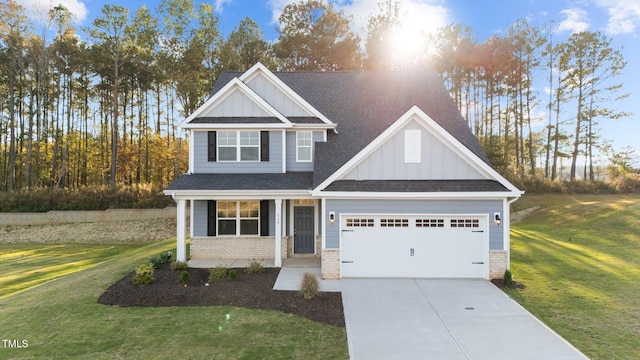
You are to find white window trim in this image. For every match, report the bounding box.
[217,130,260,162]
[217,201,260,236]
[296,131,313,162]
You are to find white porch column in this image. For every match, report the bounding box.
[176,198,187,262]
[274,198,283,267]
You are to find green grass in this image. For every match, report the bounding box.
[0,239,348,359]
[507,194,640,360]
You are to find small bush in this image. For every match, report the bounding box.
[299,272,320,300]
[504,269,513,286]
[245,259,264,274]
[228,270,238,281]
[170,261,189,272]
[180,271,190,285]
[208,266,228,282]
[150,251,172,269]
[132,263,156,285]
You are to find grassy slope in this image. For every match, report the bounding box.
[508,194,640,360]
[0,239,348,359]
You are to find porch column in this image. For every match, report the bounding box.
[274,198,283,267]
[176,198,187,262]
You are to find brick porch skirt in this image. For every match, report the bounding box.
[190,236,289,260]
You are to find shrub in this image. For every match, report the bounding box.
[245,259,264,274]
[170,261,189,272]
[150,251,172,269]
[299,272,320,300]
[180,271,190,285]
[503,269,513,286]
[208,266,228,282]
[132,263,156,285]
[228,270,238,281]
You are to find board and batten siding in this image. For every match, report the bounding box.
[285,130,325,171]
[192,130,282,173]
[246,73,310,117]
[192,200,276,237]
[342,120,485,180]
[203,90,271,117]
[324,199,503,250]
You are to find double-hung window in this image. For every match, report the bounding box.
[217,131,259,162]
[296,131,313,162]
[217,201,259,236]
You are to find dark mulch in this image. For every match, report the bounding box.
[491,279,526,289]
[98,267,345,327]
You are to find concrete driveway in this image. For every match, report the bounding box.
[341,279,588,360]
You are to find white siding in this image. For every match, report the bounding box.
[343,120,485,180]
[246,73,311,117]
[204,90,271,117]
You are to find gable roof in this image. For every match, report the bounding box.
[211,68,490,188]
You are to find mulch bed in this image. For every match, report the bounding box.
[491,279,526,289]
[98,267,345,327]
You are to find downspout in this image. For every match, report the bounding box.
[506,194,523,270]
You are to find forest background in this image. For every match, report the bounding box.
[1,0,638,211]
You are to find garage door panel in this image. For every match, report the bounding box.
[341,214,487,278]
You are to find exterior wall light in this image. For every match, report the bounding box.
[494,212,501,226]
[329,212,335,225]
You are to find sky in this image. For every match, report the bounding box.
[23,0,640,165]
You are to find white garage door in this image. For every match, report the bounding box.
[340,214,488,278]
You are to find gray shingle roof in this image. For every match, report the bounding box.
[165,172,314,191]
[182,69,492,192]
[323,180,509,192]
[209,70,489,187]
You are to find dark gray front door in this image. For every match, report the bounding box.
[294,206,314,254]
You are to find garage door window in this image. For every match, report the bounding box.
[380,218,409,227]
[450,219,479,228]
[346,218,375,227]
[416,219,444,227]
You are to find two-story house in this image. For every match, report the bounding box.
[164,63,522,280]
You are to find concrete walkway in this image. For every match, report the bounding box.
[341,279,589,360]
[272,258,341,292]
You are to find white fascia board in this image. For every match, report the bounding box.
[291,123,337,130]
[239,62,335,126]
[180,77,291,128]
[164,189,312,200]
[182,123,293,130]
[313,105,522,196]
[310,190,521,200]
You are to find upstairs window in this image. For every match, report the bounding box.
[296,131,313,162]
[217,130,260,162]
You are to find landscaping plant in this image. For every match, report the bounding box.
[300,272,319,300]
[503,269,513,286]
[180,271,190,285]
[245,259,264,274]
[132,263,156,285]
[228,270,238,281]
[208,266,228,282]
[170,260,189,272]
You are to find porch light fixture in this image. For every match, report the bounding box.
[494,212,501,226]
[329,212,335,225]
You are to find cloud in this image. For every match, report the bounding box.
[594,0,640,34]
[214,0,235,13]
[21,0,88,25]
[556,7,590,33]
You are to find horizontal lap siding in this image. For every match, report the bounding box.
[325,199,503,250]
[192,131,282,173]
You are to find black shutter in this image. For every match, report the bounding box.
[260,200,269,236]
[208,131,217,162]
[260,131,269,162]
[207,200,217,236]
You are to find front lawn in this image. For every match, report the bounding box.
[0,239,348,359]
[507,194,640,360]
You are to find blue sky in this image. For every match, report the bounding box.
[24,0,640,165]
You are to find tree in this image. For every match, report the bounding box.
[560,31,628,180]
[217,17,274,72]
[363,0,401,70]
[273,0,361,71]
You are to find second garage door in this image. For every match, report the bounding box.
[340,214,488,278]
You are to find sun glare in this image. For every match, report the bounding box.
[387,6,446,65]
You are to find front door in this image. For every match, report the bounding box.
[294,206,314,254]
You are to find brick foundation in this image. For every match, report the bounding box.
[321,249,340,280]
[489,250,508,280]
[191,236,288,261]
